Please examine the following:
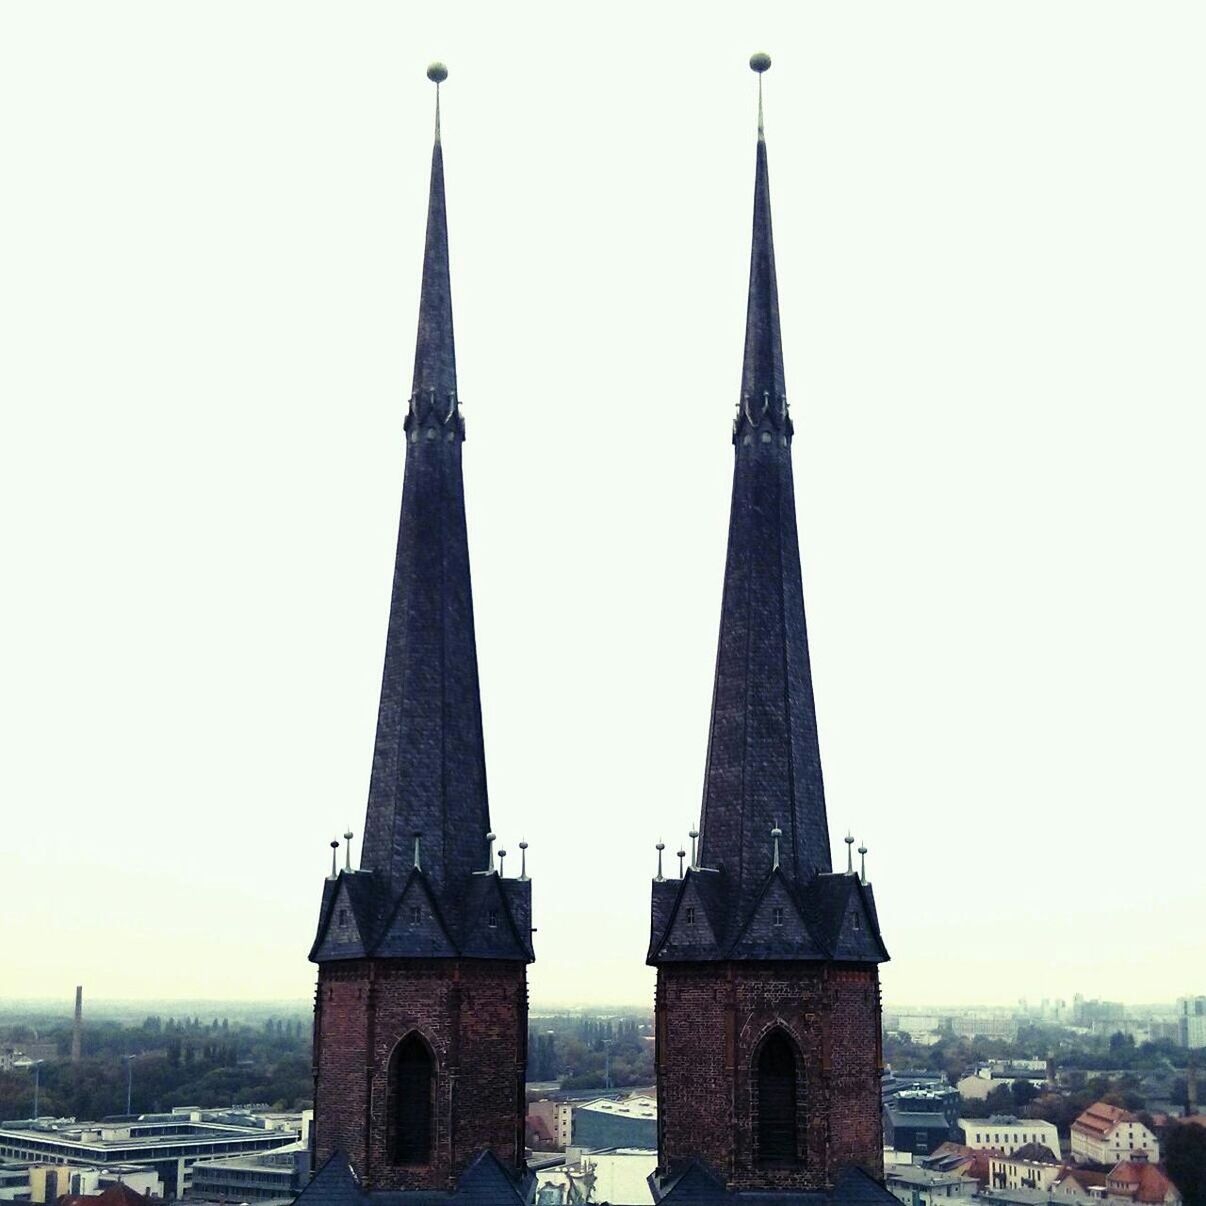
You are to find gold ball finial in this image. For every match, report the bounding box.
[427,62,448,83]
[750,52,772,74]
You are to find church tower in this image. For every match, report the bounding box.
[648,57,889,1199]
[308,67,533,1194]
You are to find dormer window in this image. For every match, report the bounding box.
[685,906,696,925]
[338,908,349,927]
[772,906,784,927]
[488,908,499,929]
[409,905,422,926]
[853,914,861,931]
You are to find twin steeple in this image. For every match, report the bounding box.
[308,56,883,971]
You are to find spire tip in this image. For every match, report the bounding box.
[750,53,770,139]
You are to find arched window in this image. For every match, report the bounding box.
[756,1031,798,1165]
[388,1033,434,1164]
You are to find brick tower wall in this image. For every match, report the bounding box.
[655,962,883,1191]
[313,958,528,1191]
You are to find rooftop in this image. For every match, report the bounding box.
[1073,1102,1136,1137]
[885,1167,977,1189]
[0,1114,298,1151]
[577,1097,657,1120]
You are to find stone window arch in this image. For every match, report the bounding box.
[387,1031,435,1164]
[754,1029,800,1166]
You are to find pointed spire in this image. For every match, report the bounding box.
[696,54,832,945]
[359,62,491,899]
[738,53,788,435]
[319,63,533,971]
[409,63,459,423]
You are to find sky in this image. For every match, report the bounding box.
[1,2,1203,1013]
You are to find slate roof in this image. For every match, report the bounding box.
[314,89,531,965]
[311,866,533,963]
[650,80,885,968]
[651,1160,897,1206]
[648,866,886,964]
[296,1151,533,1206]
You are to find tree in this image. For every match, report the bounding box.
[1012,1080,1039,1110]
[1164,1122,1206,1206]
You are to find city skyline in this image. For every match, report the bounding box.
[2,3,1204,1010]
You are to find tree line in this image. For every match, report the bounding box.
[527,1013,653,1090]
[0,1014,312,1121]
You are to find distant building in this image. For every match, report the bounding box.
[921,1143,993,1188]
[888,1016,947,1046]
[527,1101,574,1151]
[950,1017,1019,1042]
[883,1071,951,1098]
[884,1164,978,1206]
[957,1062,1049,1102]
[58,1183,152,1206]
[27,1164,162,1203]
[1071,1103,1160,1164]
[0,1113,299,1198]
[534,1148,657,1205]
[884,1097,958,1157]
[1104,1158,1181,1205]
[0,1042,58,1071]
[1051,1168,1108,1198]
[1072,999,1126,1028]
[988,1153,1062,1193]
[958,1116,1061,1158]
[571,1098,657,1152]
[189,1147,306,1202]
[1177,997,1206,1049]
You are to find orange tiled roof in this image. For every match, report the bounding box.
[58,1185,150,1206]
[1073,1101,1135,1138]
[1107,1160,1177,1204]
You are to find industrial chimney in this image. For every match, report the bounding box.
[71,986,82,1062]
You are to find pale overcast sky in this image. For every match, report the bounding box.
[2,2,1203,1012]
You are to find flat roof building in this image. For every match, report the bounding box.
[0,1115,298,1199]
[571,1098,657,1153]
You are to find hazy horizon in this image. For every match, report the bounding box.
[2,2,1203,1010]
[0,987,1195,1016]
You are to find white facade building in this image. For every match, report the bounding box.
[1178,997,1206,1049]
[1070,1103,1159,1164]
[959,1116,1061,1158]
[989,1156,1063,1193]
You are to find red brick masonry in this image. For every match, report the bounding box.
[313,959,528,1192]
[656,962,883,1191]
